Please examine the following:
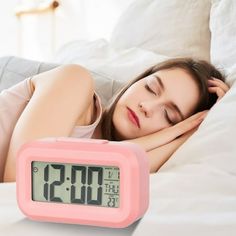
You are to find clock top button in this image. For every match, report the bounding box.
[56,137,109,144]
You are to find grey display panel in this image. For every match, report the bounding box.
[32,161,120,208]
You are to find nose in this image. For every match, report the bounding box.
[139,101,160,118]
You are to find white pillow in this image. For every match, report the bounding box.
[92,47,168,83]
[110,0,211,61]
[210,0,236,72]
[54,39,169,106]
[54,39,116,68]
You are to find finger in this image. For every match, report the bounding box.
[208,81,229,94]
[181,110,208,123]
[212,78,230,90]
[170,111,208,138]
[209,77,229,88]
[208,80,229,93]
[178,126,198,139]
[208,78,230,93]
[208,86,225,101]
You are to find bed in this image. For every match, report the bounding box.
[1,0,236,235]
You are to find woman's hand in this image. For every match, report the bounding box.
[148,125,199,173]
[126,110,208,152]
[208,78,230,102]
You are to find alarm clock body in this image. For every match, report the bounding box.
[16,137,149,228]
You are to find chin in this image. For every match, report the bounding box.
[111,120,127,140]
[112,125,127,141]
[112,122,138,141]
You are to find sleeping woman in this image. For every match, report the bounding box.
[0,57,230,182]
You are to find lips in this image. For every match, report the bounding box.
[127,107,140,128]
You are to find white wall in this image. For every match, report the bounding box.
[0,0,19,57]
[0,0,134,61]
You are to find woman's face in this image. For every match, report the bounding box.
[112,68,200,140]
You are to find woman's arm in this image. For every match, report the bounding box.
[147,127,197,173]
[3,64,94,182]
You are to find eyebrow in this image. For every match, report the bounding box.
[154,75,185,121]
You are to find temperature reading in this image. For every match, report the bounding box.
[108,197,117,207]
[32,162,120,208]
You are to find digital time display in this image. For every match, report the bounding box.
[32,161,120,208]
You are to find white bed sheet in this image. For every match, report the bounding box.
[0,183,139,236]
[1,164,236,236]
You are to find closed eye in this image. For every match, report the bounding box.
[164,109,175,125]
[145,84,156,95]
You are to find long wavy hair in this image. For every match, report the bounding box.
[100,57,225,141]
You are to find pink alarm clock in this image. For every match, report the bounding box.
[16,137,149,228]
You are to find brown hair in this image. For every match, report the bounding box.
[100,57,225,141]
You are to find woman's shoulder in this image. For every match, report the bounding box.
[29,64,96,128]
[31,64,93,91]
